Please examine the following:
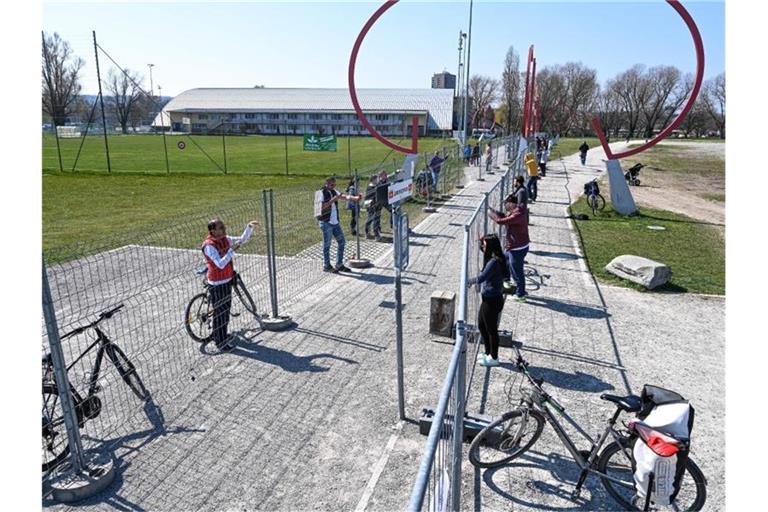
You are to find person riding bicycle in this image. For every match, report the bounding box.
[201,218,259,350]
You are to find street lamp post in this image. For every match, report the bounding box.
[147,63,155,99]
[462,0,474,146]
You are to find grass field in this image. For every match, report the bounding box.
[42,151,466,263]
[42,134,455,176]
[569,197,725,295]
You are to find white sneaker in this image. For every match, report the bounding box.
[486,357,500,367]
[477,352,488,362]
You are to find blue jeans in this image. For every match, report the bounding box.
[580,152,587,165]
[505,246,529,297]
[320,221,346,268]
[526,176,538,201]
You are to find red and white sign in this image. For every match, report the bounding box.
[388,179,413,205]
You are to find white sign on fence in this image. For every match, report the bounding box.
[387,179,413,205]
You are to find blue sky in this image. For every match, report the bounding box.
[42,0,725,97]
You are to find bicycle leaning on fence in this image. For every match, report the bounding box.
[184,266,265,342]
[42,304,148,472]
[468,342,706,511]
[583,178,606,216]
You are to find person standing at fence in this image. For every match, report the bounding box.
[538,145,548,177]
[463,144,471,166]
[364,175,381,241]
[346,177,359,236]
[489,194,530,302]
[429,150,446,192]
[471,143,480,167]
[315,176,360,273]
[202,218,259,350]
[468,234,509,367]
[376,170,393,232]
[525,153,539,202]
[513,175,528,206]
[579,141,589,165]
[484,144,493,174]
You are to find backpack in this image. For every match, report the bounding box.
[630,385,695,508]
[583,181,599,196]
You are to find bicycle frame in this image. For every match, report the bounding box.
[513,350,636,491]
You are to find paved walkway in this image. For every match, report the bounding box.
[44,144,724,511]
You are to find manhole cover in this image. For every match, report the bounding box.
[647,225,666,231]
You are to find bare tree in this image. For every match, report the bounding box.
[536,62,598,135]
[594,86,623,138]
[468,75,499,129]
[679,99,710,137]
[608,64,648,138]
[701,73,725,138]
[500,46,522,134]
[106,68,144,133]
[42,32,85,127]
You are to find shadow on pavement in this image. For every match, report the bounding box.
[524,297,610,319]
[225,334,358,373]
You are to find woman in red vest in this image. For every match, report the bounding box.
[201,218,259,350]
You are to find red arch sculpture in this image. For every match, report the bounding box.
[348,0,419,155]
[591,0,705,160]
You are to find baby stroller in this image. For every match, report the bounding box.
[624,163,644,186]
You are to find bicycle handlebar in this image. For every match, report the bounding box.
[59,304,124,340]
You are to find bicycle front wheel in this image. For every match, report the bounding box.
[234,277,263,328]
[597,440,707,511]
[596,193,606,211]
[468,408,545,468]
[42,384,70,472]
[185,292,214,342]
[107,344,149,400]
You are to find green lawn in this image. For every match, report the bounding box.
[43,134,455,176]
[569,198,724,295]
[550,137,600,159]
[42,148,466,264]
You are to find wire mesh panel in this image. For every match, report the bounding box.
[41,196,270,478]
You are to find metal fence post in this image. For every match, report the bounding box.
[42,258,85,474]
[92,31,112,173]
[268,189,279,318]
[482,192,489,236]
[262,190,278,318]
[451,321,466,511]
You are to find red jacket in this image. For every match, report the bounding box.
[489,205,530,250]
[201,235,234,282]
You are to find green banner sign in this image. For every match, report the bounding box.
[303,134,337,152]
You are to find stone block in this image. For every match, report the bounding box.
[429,290,456,337]
[605,255,671,289]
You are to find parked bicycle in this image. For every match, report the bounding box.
[583,178,606,216]
[42,304,148,472]
[468,343,706,510]
[184,266,264,342]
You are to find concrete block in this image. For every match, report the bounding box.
[605,255,671,289]
[429,290,455,337]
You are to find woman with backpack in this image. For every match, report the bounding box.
[468,234,509,367]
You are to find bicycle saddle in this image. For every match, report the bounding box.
[600,393,641,413]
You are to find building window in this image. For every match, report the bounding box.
[268,113,280,120]
[287,113,298,120]
[309,113,322,120]
[374,114,387,121]
[331,114,342,120]
[210,114,220,120]
[192,123,208,130]
[245,113,255,119]
[198,114,208,120]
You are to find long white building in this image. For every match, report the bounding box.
[153,88,455,137]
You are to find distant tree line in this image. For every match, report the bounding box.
[465,45,725,139]
[41,31,168,133]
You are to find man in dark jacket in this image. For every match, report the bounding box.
[579,141,589,165]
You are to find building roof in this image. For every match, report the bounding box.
[156,88,454,130]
